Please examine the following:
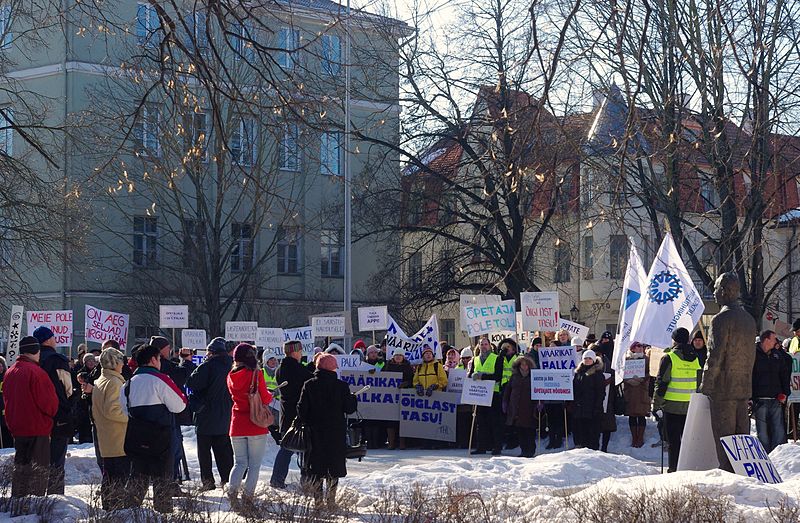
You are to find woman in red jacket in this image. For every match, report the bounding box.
[226,344,272,503]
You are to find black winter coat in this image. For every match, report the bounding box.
[39,347,75,437]
[572,360,605,419]
[297,368,358,478]
[382,358,415,388]
[187,354,233,435]
[752,346,791,399]
[275,357,313,433]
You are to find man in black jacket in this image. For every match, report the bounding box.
[270,340,313,489]
[752,330,791,453]
[32,326,74,495]
[187,337,234,491]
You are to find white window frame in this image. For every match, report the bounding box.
[231,222,254,273]
[321,34,340,76]
[0,5,12,50]
[136,3,160,48]
[320,229,342,277]
[231,116,256,167]
[280,123,300,171]
[408,252,422,290]
[133,216,158,268]
[277,27,299,70]
[230,21,255,62]
[609,234,628,280]
[186,10,209,54]
[277,227,301,274]
[320,131,341,176]
[136,104,160,156]
[185,110,208,162]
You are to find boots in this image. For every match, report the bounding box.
[636,426,646,448]
[387,427,398,450]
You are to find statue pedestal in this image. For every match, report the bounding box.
[676,393,720,471]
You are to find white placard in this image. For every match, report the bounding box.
[6,305,23,366]
[26,310,73,347]
[538,345,580,370]
[284,326,314,359]
[191,349,207,367]
[181,329,207,350]
[461,299,516,337]
[257,328,285,360]
[159,305,189,329]
[312,316,347,338]
[720,435,782,484]
[459,378,495,406]
[530,370,574,400]
[334,354,369,374]
[446,368,467,394]
[358,306,388,331]
[225,321,258,342]
[85,305,129,351]
[558,318,589,341]
[459,294,501,332]
[622,358,647,380]
[520,292,560,332]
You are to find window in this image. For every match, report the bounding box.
[280,123,299,171]
[700,175,718,211]
[320,131,341,175]
[0,108,12,156]
[230,21,255,61]
[408,252,422,290]
[134,104,160,156]
[583,235,594,280]
[185,11,208,54]
[277,27,299,69]
[320,229,342,277]
[277,227,300,274]
[133,216,158,267]
[558,170,574,207]
[231,222,254,273]
[441,319,455,346]
[136,3,160,47]
[554,243,571,283]
[321,34,340,76]
[182,219,205,269]
[609,235,628,280]
[581,168,597,207]
[0,5,12,50]
[184,111,208,162]
[230,116,256,166]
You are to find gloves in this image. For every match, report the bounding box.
[472,372,482,380]
[416,384,425,396]
[425,384,438,396]
[368,368,377,374]
[653,409,663,421]
[777,393,787,404]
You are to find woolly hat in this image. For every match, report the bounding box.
[316,353,338,372]
[149,336,170,351]
[366,344,379,355]
[353,339,367,350]
[32,326,54,344]
[671,327,690,344]
[207,337,227,354]
[571,337,584,347]
[421,345,434,356]
[531,337,543,346]
[582,349,597,362]
[19,336,41,355]
[692,330,705,342]
[600,331,613,341]
[391,347,406,358]
[460,347,473,358]
[325,343,344,355]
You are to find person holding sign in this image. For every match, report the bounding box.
[623,342,651,448]
[572,350,606,450]
[413,346,448,396]
[470,337,504,456]
[544,329,571,449]
[502,356,538,457]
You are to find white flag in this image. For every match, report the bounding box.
[612,242,647,385]
[629,233,705,349]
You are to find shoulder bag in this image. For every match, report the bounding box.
[248,369,275,428]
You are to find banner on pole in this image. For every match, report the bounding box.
[399,391,458,442]
[6,305,23,366]
[720,435,782,484]
[159,305,189,329]
[459,294,501,332]
[520,292,559,332]
[459,379,495,407]
[191,349,207,367]
[530,370,574,400]
[383,314,440,365]
[85,305,129,351]
[225,321,258,343]
[357,306,388,331]
[790,352,800,403]
[341,371,403,421]
[312,316,347,338]
[257,328,285,359]
[461,299,516,337]
[613,242,648,385]
[181,329,207,350]
[26,310,73,347]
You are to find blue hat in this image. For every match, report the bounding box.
[207,337,227,354]
[32,326,54,344]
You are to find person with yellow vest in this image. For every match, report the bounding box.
[789,319,800,354]
[653,327,701,473]
[498,338,519,389]
[469,337,504,455]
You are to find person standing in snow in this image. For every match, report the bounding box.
[544,329,572,449]
[502,355,538,457]
[382,348,414,450]
[470,337,504,455]
[571,350,606,450]
[0,355,14,449]
[262,354,282,444]
[751,330,790,453]
[413,345,448,396]
[623,342,651,448]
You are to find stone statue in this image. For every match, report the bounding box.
[699,272,756,471]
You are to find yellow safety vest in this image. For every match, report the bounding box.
[790,337,799,354]
[502,354,518,386]
[663,352,700,402]
[263,369,280,399]
[473,352,499,393]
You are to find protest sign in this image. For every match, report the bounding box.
[341,371,403,421]
[181,329,207,350]
[648,348,665,377]
[334,354,372,374]
[6,305,23,366]
[789,352,800,403]
[257,328,285,360]
[460,379,495,407]
[159,305,189,329]
[520,292,559,331]
[623,358,647,380]
[284,326,314,359]
[446,368,467,394]
[558,318,589,341]
[460,294,501,332]
[225,321,258,343]
[26,310,73,347]
[191,350,207,367]
[720,435,782,484]
[85,305,129,351]
[312,316,347,338]
[539,345,579,370]
[461,299,516,337]
[358,306,388,331]
[530,370,574,400]
[399,391,458,442]
[384,314,440,364]
[309,310,353,336]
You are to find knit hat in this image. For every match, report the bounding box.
[600,331,613,341]
[149,336,170,351]
[317,353,338,372]
[582,349,597,362]
[325,343,344,355]
[793,318,800,331]
[233,343,257,368]
[366,344,379,355]
[83,353,96,364]
[421,345,434,356]
[32,326,54,344]
[531,337,543,346]
[391,347,406,358]
[460,347,473,358]
[692,330,705,342]
[353,339,367,350]
[313,346,323,354]
[571,337,584,347]
[19,336,41,355]
[585,334,598,343]
[207,337,227,354]
[672,327,690,344]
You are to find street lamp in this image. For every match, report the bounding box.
[570,304,579,323]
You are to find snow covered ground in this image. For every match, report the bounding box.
[0,416,798,521]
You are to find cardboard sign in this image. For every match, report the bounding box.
[190,350,207,367]
[623,358,647,380]
[790,352,800,403]
[159,305,189,329]
[85,305,129,351]
[256,328,285,360]
[333,354,368,373]
[341,371,403,421]
[461,299,516,337]
[539,345,579,370]
[720,435,782,484]
[284,326,314,359]
[460,294,501,332]
[459,378,495,407]
[520,292,560,332]
[399,391,458,442]
[530,370,574,400]
[308,310,353,336]
[446,368,467,394]
[358,306,388,331]
[312,316,347,338]
[181,329,207,350]
[225,321,258,343]
[558,318,589,341]
[6,305,23,366]
[26,310,73,347]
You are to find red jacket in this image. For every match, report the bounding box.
[227,367,272,437]
[4,356,59,437]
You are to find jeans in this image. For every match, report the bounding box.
[753,399,786,454]
[270,447,294,486]
[230,435,267,496]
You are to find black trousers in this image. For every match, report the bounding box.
[516,427,537,457]
[476,393,504,453]
[130,451,175,513]
[664,412,687,472]
[197,434,234,487]
[101,456,132,510]
[545,403,565,442]
[573,416,601,450]
[12,436,50,498]
[48,434,69,495]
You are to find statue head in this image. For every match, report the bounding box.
[713,272,740,306]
